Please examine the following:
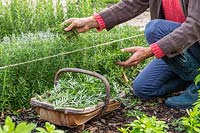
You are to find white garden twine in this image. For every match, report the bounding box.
[0,34,144,70]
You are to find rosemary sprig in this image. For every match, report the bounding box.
[36,73,127,109]
[51,22,78,40]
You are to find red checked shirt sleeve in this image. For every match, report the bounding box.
[93,13,106,32]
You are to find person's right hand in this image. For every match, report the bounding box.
[63,16,99,33]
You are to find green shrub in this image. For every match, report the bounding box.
[0,116,64,133]
[0,116,35,133]
[181,107,200,133]
[0,0,104,39]
[36,122,64,133]
[0,26,146,110]
[118,115,168,133]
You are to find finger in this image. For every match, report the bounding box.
[62,18,75,27]
[116,62,131,68]
[64,22,76,31]
[121,47,137,53]
[124,55,137,65]
[116,54,138,67]
[116,62,127,67]
[64,18,76,24]
[129,61,139,66]
[76,26,89,33]
[116,59,133,67]
[116,61,138,68]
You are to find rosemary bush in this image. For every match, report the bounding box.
[0,26,147,110]
[0,0,104,39]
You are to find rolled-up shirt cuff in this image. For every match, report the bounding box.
[93,13,106,32]
[150,43,165,58]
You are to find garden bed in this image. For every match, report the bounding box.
[0,20,188,133]
[0,95,187,133]
[0,0,193,132]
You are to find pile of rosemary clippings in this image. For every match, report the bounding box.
[36,73,129,109]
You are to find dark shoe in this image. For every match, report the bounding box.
[165,83,199,109]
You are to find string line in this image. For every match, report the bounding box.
[0,34,144,70]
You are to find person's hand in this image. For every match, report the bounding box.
[116,46,153,67]
[63,16,99,33]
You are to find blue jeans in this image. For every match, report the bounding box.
[133,19,200,100]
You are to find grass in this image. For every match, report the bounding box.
[0,26,147,110]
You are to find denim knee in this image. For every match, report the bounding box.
[144,19,164,44]
[145,19,181,44]
[132,79,151,100]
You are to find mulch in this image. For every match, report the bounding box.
[0,95,187,133]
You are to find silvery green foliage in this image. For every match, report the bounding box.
[1,31,57,45]
[0,26,144,110]
[37,73,128,109]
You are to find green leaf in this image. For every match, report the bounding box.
[50,130,64,133]
[122,115,168,133]
[2,125,9,133]
[194,74,200,85]
[118,127,129,133]
[0,127,3,133]
[194,127,200,133]
[36,127,47,133]
[15,122,35,133]
[195,124,200,127]
[5,116,15,132]
[45,122,55,132]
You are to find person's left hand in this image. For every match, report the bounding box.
[116,46,153,67]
